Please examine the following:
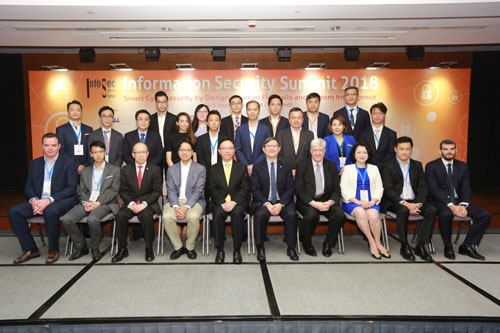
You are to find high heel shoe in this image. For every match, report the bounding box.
[381,251,391,259]
[371,252,381,260]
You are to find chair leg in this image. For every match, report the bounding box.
[429,238,435,254]
[156,217,161,256]
[64,234,70,257]
[206,218,211,256]
[381,217,389,251]
[110,221,116,256]
[339,227,345,255]
[454,221,465,244]
[247,214,251,255]
[36,224,47,247]
[296,228,301,254]
[250,215,256,255]
[201,215,206,256]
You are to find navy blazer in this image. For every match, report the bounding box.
[359,126,397,169]
[425,158,471,206]
[301,112,330,139]
[220,114,248,140]
[56,122,93,167]
[235,122,273,166]
[250,159,294,208]
[122,129,163,166]
[324,134,356,173]
[333,106,371,141]
[259,116,289,137]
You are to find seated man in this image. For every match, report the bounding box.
[295,138,345,257]
[250,137,299,262]
[8,133,78,264]
[381,136,437,262]
[164,140,206,260]
[207,138,249,264]
[112,142,162,263]
[61,141,120,261]
[426,139,491,260]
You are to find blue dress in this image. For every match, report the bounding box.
[342,167,380,214]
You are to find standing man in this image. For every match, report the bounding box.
[426,139,491,260]
[149,91,177,151]
[250,137,299,262]
[220,95,248,140]
[302,92,330,139]
[62,141,121,261]
[112,143,162,263]
[88,106,123,167]
[122,110,163,166]
[295,138,345,257]
[164,140,206,260]
[259,94,289,137]
[195,110,228,169]
[235,100,273,177]
[381,136,437,262]
[208,138,249,264]
[8,133,78,264]
[333,86,371,140]
[56,100,93,174]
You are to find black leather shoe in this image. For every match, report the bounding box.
[257,248,266,262]
[444,245,455,260]
[69,246,89,261]
[459,245,485,260]
[304,247,317,257]
[170,247,185,260]
[145,248,155,262]
[322,243,332,257]
[215,249,225,264]
[233,250,242,264]
[400,244,415,261]
[91,249,102,261]
[112,248,129,263]
[186,249,197,260]
[414,244,433,262]
[287,248,299,261]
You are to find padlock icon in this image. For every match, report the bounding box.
[451,91,459,101]
[400,119,411,135]
[421,84,432,100]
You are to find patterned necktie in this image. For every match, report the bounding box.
[224,163,231,202]
[447,163,455,204]
[270,162,277,203]
[103,130,110,154]
[140,133,145,143]
[136,165,143,204]
[234,116,239,132]
[315,163,324,198]
[349,109,355,129]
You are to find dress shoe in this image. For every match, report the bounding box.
[414,244,433,262]
[257,247,266,262]
[400,244,415,261]
[170,247,185,260]
[46,250,60,264]
[458,245,485,260]
[371,252,381,260]
[145,248,155,262]
[215,249,225,264]
[233,250,242,264]
[322,243,333,257]
[304,247,317,257]
[186,249,197,260]
[381,251,391,259]
[91,249,102,261]
[69,247,89,261]
[112,248,129,263]
[13,249,41,264]
[444,245,455,260]
[287,248,299,261]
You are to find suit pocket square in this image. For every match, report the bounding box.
[348,144,353,147]
[105,175,113,178]
[84,133,90,135]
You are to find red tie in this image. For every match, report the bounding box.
[136,165,143,205]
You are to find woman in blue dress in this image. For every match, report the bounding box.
[340,142,389,259]
[324,115,356,176]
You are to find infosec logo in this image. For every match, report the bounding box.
[86,78,117,98]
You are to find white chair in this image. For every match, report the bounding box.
[296,212,344,255]
[26,216,47,247]
[385,211,435,254]
[63,213,115,257]
[158,211,205,256]
[453,216,474,244]
[203,212,251,256]
[343,212,388,253]
[249,215,299,255]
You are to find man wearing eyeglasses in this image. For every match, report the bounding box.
[88,106,123,167]
[220,95,248,140]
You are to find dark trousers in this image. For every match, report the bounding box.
[212,204,246,250]
[115,206,156,250]
[297,202,345,249]
[253,203,297,248]
[433,202,491,247]
[387,201,437,244]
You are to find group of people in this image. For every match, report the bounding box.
[8,87,492,265]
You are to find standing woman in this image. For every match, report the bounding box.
[324,115,356,175]
[192,104,210,137]
[340,142,388,259]
[166,112,197,167]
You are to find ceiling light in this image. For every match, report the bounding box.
[41,65,68,71]
[110,63,133,71]
[241,63,258,71]
[428,61,458,69]
[365,62,389,70]
[176,64,195,71]
[305,63,325,70]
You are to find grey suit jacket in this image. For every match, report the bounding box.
[88,128,124,167]
[276,127,314,169]
[78,162,121,214]
[166,161,206,211]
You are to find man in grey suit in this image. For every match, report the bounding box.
[61,141,120,260]
[276,107,314,178]
[163,140,206,260]
[88,106,123,168]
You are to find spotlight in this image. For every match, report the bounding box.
[406,46,425,60]
[344,47,360,61]
[212,48,226,61]
[79,48,96,63]
[277,47,291,62]
[145,48,161,62]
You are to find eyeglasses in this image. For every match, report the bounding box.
[133,151,148,155]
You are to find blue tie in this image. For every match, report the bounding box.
[270,161,277,203]
[140,133,145,143]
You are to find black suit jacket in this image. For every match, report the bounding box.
[56,122,93,167]
[276,127,314,169]
[359,126,397,168]
[208,161,249,207]
[250,159,294,208]
[149,111,177,148]
[425,158,471,206]
[220,114,248,140]
[295,159,341,206]
[259,116,289,137]
[333,107,371,141]
[195,132,228,169]
[122,129,163,166]
[88,128,123,167]
[302,112,330,139]
[119,163,162,214]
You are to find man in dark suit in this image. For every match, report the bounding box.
[208,138,249,264]
[381,136,437,262]
[8,133,78,264]
[220,95,248,140]
[259,94,289,137]
[122,110,163,167]
[250,137,299,262]
[149,91,177,151]
[333,86,371,141]
[62,141,121,261]
[302,92,329,139]
[359,102,397,169]
[426,139,491,260]
[277,107,314,177]
[56,100,93,174]
[112,142,162,263]
[295,138,345,257]
[195,110,227,169]
[88,106,123,167]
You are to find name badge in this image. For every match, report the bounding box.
[402,188,413,200]
[43,180,51,195]
[105,155,109,162]
[89,190,100,202]
[360,190,369,202]
[74,144,84,156]
[339,157,346,168]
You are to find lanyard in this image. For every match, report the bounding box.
[307,112,319,129]
[373,128,381,146]
[45,160,56,179]
[72,124,82,144]
[249,127,257,140]
[292,130,300,148]
[93,168,104,190]
[396,159,410,184]
[355,164,367,189]
[333,135,344,156]
[269,116,280,135]
[210,137,218,155]
[345,105,358,126]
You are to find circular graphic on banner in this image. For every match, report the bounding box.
[458,114,469,143]
[448,90,463,104]
[414,80,439,106]
[412,146,421,160]
[45,112,69,133]
[426,112,437,122]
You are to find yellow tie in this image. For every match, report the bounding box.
[224,163,231,202]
